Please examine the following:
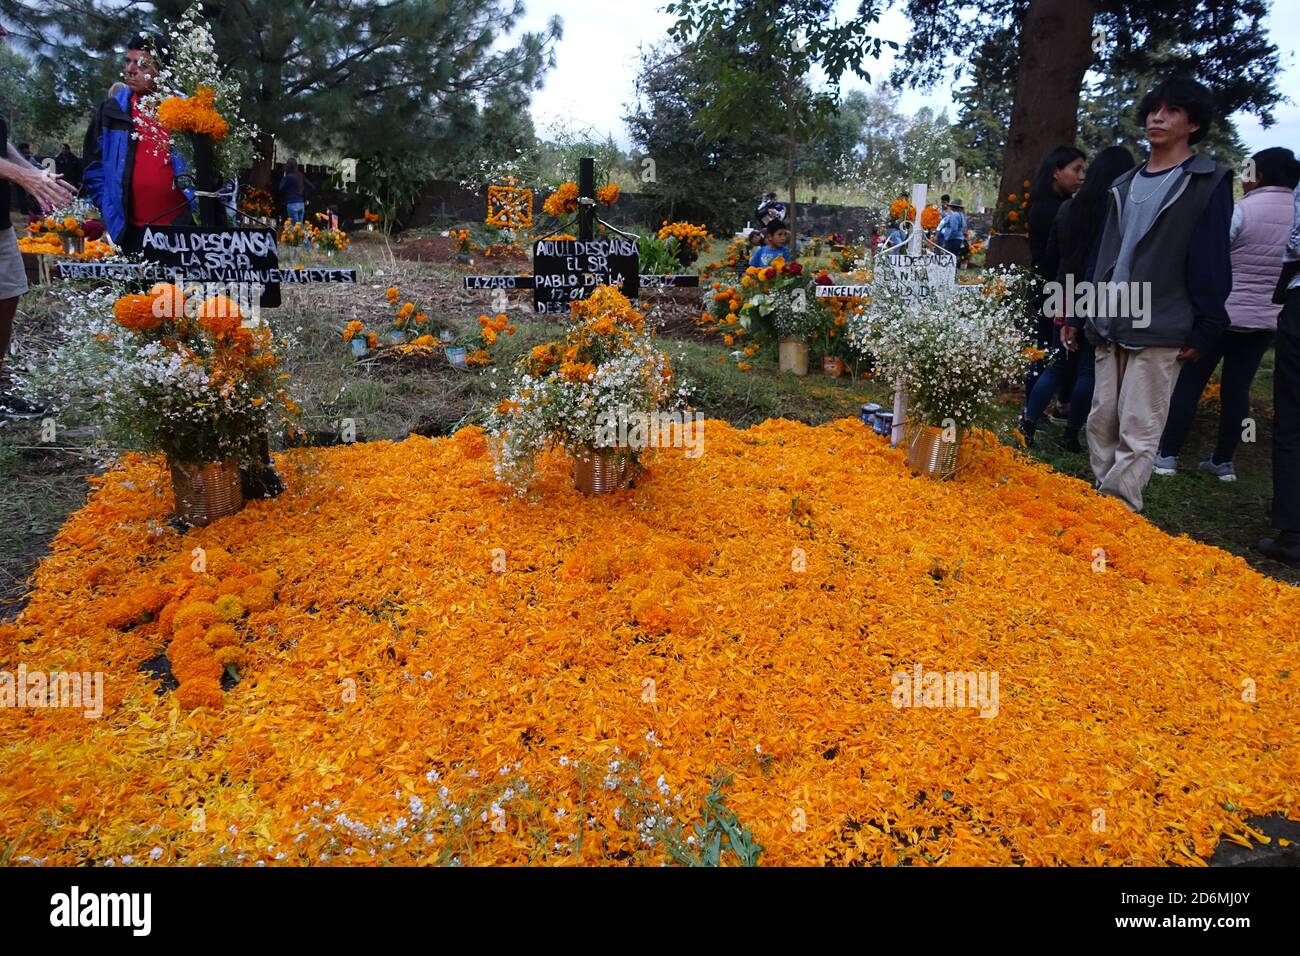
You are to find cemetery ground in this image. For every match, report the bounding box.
[2,226,1298,866]
[2,229,1296,617]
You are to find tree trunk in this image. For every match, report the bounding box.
[251,131,275,188]
[987,0,1098,269]
[785,76,797,260]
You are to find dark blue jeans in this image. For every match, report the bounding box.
[1065,335,1096,433]
[1025,338,1081,421]
[1158,328,1274,464]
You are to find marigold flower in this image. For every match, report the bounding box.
[205,623,240,648]
[214,594,246,622]
[113,294,163,332]
[176,678,224,711]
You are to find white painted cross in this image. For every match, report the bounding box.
[814,182,970,446]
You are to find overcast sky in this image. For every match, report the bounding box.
[516,0,1300,160]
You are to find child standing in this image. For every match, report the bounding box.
[750,220,792,268]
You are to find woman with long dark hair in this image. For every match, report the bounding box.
[1022,146,1137,450]
[1022,146,1086,420]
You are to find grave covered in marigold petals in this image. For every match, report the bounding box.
[1,419,1297,866]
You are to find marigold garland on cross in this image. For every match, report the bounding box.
[486,181,534,229]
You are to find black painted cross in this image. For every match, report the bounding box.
[462,157,698,314]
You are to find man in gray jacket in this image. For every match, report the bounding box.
[1083,77,1233,512]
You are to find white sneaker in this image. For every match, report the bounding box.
[1153,453,1178,476]
[1199,458,1237,482]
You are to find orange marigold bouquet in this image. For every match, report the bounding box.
[656,221,711,262]
[314,226,349,254]
[994,180,1032,234]
[139,5,258,184]
[485,286,683,488]
[238,186,274,219]
[542,181,580,217]
[700,256,824,368]
[888,197,915,222]
[279,219,317,246]
[56,282,298,467]
[26,198,101,240]
[920,205,942,231]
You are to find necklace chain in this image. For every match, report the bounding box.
[1128,163,1180,205]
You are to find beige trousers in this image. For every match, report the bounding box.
[1087,343,1183,512]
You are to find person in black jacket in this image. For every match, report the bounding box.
[1024,146,1086,402]
[1021,147,1136,450]
[54,144,82,188]
[1082,78,1233,513]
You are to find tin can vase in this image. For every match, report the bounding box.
[823,357,846,378]
[573,446,630,495]
[61,235,85,256]
[349,337,368,358]
[906,424,961,479]
[778,337,809,376]
[447,345,468,369]
[169,458,245,527]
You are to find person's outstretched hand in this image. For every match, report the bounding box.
[22,166,78,212]
[1060,326,1078,351]
[1177,346,1201,363]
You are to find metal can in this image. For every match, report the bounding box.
[874,412,893,436]
[861,403,882,427]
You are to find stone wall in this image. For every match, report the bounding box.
[267,165,992,239]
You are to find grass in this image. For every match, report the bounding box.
[1,231,1293,618]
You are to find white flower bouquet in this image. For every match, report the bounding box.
[138,4,260,186]
[485,287,686,489]
[847,270,1032,432]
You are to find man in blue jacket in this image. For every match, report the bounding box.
[936,198,967,258]
[82,32,195,250]
[1083,77,1232,513]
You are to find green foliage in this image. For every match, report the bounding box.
[2,0,561,175]
[663,770,764,866]
[635,230,683,275]
[897,0,1279,172]
[625,42,772,231]
[951,27,1018,173]
[664,0,897,235]
[354,149,435,231]
[536,121,626,190]
[0,44,83,153]
[954,27,1250,177]
[665,0,895,142]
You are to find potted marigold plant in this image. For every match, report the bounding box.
[27,199,101,255]
[102,283,297,525]
[657,221,711,267]
[701,256,822,374]
[847,271,1030,478]
[485,286,683,494]
[759,288,826,376]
